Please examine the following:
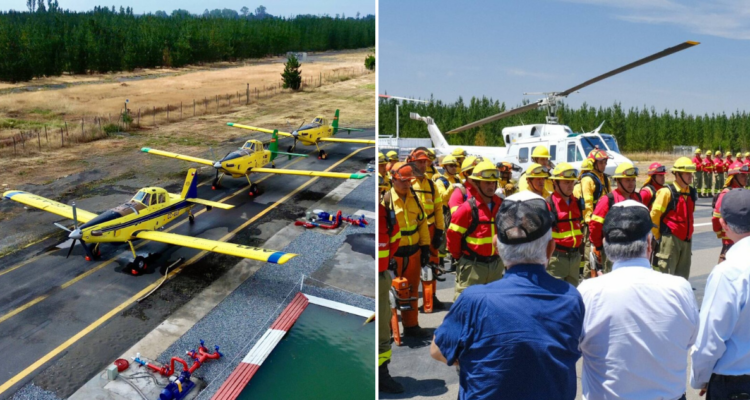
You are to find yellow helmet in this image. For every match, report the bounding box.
[525,163,551,179]
[426,148,437,161]
[531,146,551,159]
[440,155,458,166]
[378,152,387,164]
[716,150,722,156]
[613,162,639,179]
[737,153,742,158]
[386,151,398,161]
[550,163,578,181]
[378,173,389,188]
[745,152,750,157]
[461,156,480,173]
[672,157,696,173]
[706,150,713,156]
[580,158,594,173]
[452,147,467,158]
[469,161,500,182]
[695,148,702,154]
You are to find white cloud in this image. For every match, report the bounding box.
[506,68,556,80]
[559,0,750,40]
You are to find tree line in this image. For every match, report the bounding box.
[379,96,750,153]
[0,4,375,82]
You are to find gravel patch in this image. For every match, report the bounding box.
[10,383,62,400]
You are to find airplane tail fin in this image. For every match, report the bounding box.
[332,109,340,135]
[269,130,280,161]
[181,168,199,199]
[410,112,450,151]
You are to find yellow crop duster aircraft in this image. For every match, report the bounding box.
[141,131,368,196]
[3,169,296,273]
[226,109,375,159]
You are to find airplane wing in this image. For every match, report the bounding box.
[135,231,297,264]
[319,137,376,144]
[141,148,215,166]
[3,191,98,223]
[338,127,365,132]
[250,167,368,179]
[226,123,294,138]
[185,198,234,210]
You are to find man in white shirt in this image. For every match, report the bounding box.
[578,200,699,400]
[691,189,750,398]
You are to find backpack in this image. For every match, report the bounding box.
[383,189,425,227]
[581,172,610,202]
[659,184,698,236]
[642,184,657,209]
[712,187,733,210]
[412,178,437,219]
[460,197,497,256]
[606,191,643,210]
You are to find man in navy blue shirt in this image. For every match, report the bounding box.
[431,191,584,400]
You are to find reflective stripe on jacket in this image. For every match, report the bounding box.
[548,192,583,249]
[412,177,445,230]
[650,181,696,241]
[378,203,401,272]
[446,185,501,259]
[589,189,642,248]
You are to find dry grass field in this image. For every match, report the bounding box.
[0,50,375,189]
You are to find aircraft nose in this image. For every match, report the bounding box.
[69,229,83,240]
[213,162,222,169]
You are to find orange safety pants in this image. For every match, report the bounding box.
[396,249,422,328]
[428,224,440,264]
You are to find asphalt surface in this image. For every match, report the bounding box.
[0,130,374,399]
[383,196,724,400]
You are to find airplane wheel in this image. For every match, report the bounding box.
[319,150,327,160]
[88,244,101,260]
[249,183,259,196]
[132,256,146,275]
[287,145,293,153]
[189,215,195,224]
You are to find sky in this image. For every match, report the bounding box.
[2,0,373,17]
[379,0,750,117]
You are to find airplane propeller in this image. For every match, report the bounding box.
[288,120,305,152]
[53,201,95,260]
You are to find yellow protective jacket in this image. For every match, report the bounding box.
[382,188,430,251]
[412,177,445,230]
[581,170,611,223]
[434,173,460,209]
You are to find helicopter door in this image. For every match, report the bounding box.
[566,141,583,163]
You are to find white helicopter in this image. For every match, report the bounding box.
[404,41,700,177]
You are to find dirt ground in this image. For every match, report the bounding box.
[0,49,371,136]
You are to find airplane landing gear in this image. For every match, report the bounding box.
[188,211,195,224]
[318,149,327,160]
[130,256,147,275]
[212,172,225,190]
[249,183,259,197]
[86,243,101,261]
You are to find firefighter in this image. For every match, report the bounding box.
[581,149,612,278]
[434,155,460,271]
[382,162,431,338]
[379,153,391,196]
[496,162,517,197]
[745,152,750,167]
[574,158,594,278]
[409,149,446,312]
[546,163,584,287]
[414,147,439,180]
[702,150,714,197]
[650,157,697,279]
[446,161,504,299]
[378,174,403,393]
[521,163,551,197]
[518,146,555,195]
[589,162,641,275]
[640,162,667,210]
[712,161,749,263]
[452,147,467,170]
[573,158,594,200]
[713,150,725,196]
[692,149,704,197]
[725,152,734,172]
[449,156,481,213]
[386,150,399,171]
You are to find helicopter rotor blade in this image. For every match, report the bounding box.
[557,41,699,97]
[446,101,542,135]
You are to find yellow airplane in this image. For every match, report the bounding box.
[2,169,296,273]
[141,131,368,196]
[226,109,375,160]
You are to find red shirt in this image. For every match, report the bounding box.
[703,158,714,172]
[692,156,703,172]
[548,192,583,249]
[448,183,472,213]
[378,203,400,272]
[714,157,725,173]
[640,182,664,210]
[446,185,501,259]
[725,158,734,169]
[589,188,643,249]
[657,183,696,241]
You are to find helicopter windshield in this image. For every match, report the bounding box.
[579,136,608,158]
[599,134,621,153]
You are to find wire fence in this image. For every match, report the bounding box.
[0,66,371,157]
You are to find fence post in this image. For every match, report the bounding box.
[167,104,169,122]
[153,107,156,125]
[65,121,68,136]
[37,130,41,151]
[44,125,48,144]
[60,127,63,147]
[246,83,249,105]
[180,102,183,120]
[137,108,140,126]
[193,99,196,116]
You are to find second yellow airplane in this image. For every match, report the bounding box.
[226,109,375,160]
[141,131,368,196]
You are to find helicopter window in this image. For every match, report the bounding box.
[519,147,529,163]
[567,142,583,162]
[600,134,620,153]
[549,145,557,161]
[579,136,607,159]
